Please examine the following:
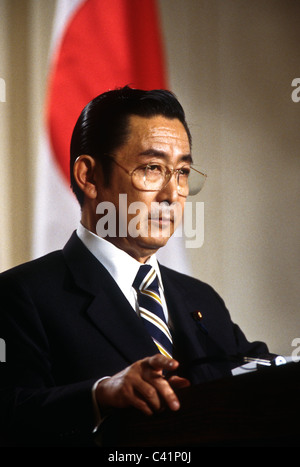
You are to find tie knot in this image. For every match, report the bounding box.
[133,265,158,292]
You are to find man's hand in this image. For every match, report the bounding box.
[95,354,190,416]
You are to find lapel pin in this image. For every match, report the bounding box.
[191,310,203,321]
[191,310,208,334]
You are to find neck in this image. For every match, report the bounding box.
[80,217,154,264]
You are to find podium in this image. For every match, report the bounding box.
[98,361,300,446]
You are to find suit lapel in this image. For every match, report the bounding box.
[160,266,220,382]
[63,232,158,364]
[84,286,159,364]
[161,267,208,360]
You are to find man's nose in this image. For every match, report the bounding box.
[156,172,179,203]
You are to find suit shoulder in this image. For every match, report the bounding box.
[159,264,218,296]
[0,250,65,285]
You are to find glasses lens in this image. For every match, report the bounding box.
[132,163,207,195]
[132,164,165,191]
[185,166,207,196]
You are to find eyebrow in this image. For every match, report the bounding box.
[139,149,193,164]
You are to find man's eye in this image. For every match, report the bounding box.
[147,164,162,172]
[179,167,190,177]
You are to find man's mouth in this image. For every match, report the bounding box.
[148,215,174,227]
[150,214,174,221]
[149,203,179,224]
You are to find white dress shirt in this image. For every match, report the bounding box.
[76,223,169,321]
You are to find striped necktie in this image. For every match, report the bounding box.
[133,264,173,359]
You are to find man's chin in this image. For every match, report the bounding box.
[136,232,172,251]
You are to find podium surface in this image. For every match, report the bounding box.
[98,361,300,446]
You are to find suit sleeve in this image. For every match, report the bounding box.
[0,274,97,446]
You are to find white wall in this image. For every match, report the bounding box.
[159,0,300,355]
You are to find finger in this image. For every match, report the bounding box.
[141,355,183,411]
[147,372,180,412]
[97,374,158,416]
[130,392,155,416]
[133,378,163,413]
[146,354,179,373]
[168,375,191,389]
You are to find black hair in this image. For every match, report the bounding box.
[70,85,192,205]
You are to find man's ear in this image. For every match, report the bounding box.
[73,155,99,200]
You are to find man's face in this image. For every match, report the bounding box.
[95,114,191,262]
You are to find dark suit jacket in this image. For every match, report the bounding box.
[0,232,269,446]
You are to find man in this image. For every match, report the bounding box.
[0,86,270,446]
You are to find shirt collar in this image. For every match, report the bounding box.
[76,224,164,296]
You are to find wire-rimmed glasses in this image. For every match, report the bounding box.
[110,158,207,197]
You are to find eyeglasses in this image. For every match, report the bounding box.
[109,158,207,197]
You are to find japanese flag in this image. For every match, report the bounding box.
[33,0,189,273]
